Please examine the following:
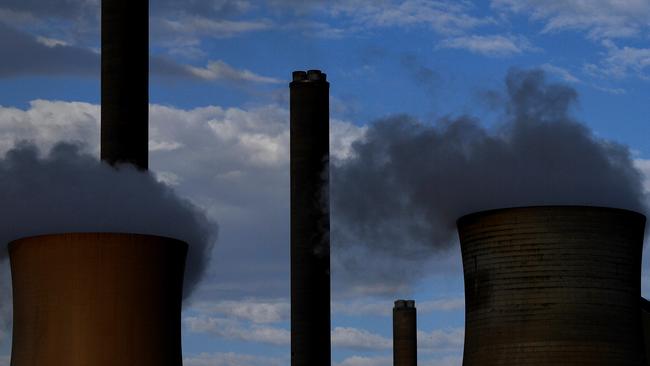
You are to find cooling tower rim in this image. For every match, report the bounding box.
[456,204,646,227]
[8,232,188,251]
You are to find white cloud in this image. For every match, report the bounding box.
[356,0,494,34]
[271,0,493,35]
[192,299,290,323]
[0,100,99,155]
[540,63,581,83]
[634,159,650,193]
[330,119,367,161]
[332,297,463,317]
[155,171,182,186]
[187,60,282,84]
[439,34,537,57]
[335,355,392,366]
[184,352,286,366]
[492,0,650,39]
[331,327,392,350]
[184,315,462,354]
[590,85,626,95]
[35,36,68,47]
[337,356,462,366]
[184,316,291,345]
[419,356,463,366]
[418,328,464,353]
[154,16,271,40]
[584,40,650,80]
[149,140,184,152]
[0,356,8,366]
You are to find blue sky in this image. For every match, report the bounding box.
[0,1,650,365]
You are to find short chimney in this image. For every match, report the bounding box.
[393,299,417,366]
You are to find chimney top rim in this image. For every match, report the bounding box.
[291,69,327,83]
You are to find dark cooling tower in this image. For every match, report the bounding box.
[290,69,330,366]
[457,206,646,366]
[9,233,187,366]
[641,298,650,365]
[101,0,149,169]
[393,300,417,366]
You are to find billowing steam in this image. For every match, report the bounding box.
[331,69,646,284]
[0,141,217,298]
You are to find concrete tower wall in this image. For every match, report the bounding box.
[9,233,187,366]
[457,206,646,366]
[393,300,417,366]
[290,69,331,366]
[101,0,149,169]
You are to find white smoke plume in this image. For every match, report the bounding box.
[0,141,217,298]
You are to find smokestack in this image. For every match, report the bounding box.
[9,233,186,366]
[290,69,330,366]
[101,0,149,169]
[393,300,417,366]
[457,206,646,365]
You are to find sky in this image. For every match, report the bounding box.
[0,1,650,365]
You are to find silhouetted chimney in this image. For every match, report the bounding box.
[290,69,330,366]
[101,0,149,169]
[393,300,417,366]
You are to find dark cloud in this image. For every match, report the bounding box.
[152,0,251,17]
[400,54,439,95]
[0,141,217,298]
[0,23,97,77]
[0,0,96,19]
[331,68,646,288]
[0,23,205,80]
[0,0,249,20]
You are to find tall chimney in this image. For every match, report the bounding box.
[290,69,330,366]
[101,0,149,169]
[393,300,417,366]
[457,206,646,365]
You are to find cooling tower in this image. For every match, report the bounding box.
[101,0,149,169]
[457,206,646,366]
[393,300,417,366]
[290,69,331,366]
[9,233,187,366]
[641,298,650,365]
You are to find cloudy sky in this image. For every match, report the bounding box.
[1,1,650,365]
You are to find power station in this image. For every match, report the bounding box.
[4,0,650,364]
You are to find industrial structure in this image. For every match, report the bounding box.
[10,234,187,366]
[290,69,331,366]
[393,300,417,366]
[101,0,149,169]
[9,1,188,365]
[457,206,647,365]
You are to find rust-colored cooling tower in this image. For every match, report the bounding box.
[101,0,149,169]
[393,300,417,366]
[290,69,330,366]
[457,206,646,366]
[9,233,187,366]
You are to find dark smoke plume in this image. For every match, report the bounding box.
[0,141,217,298]
[331,69,646,286]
